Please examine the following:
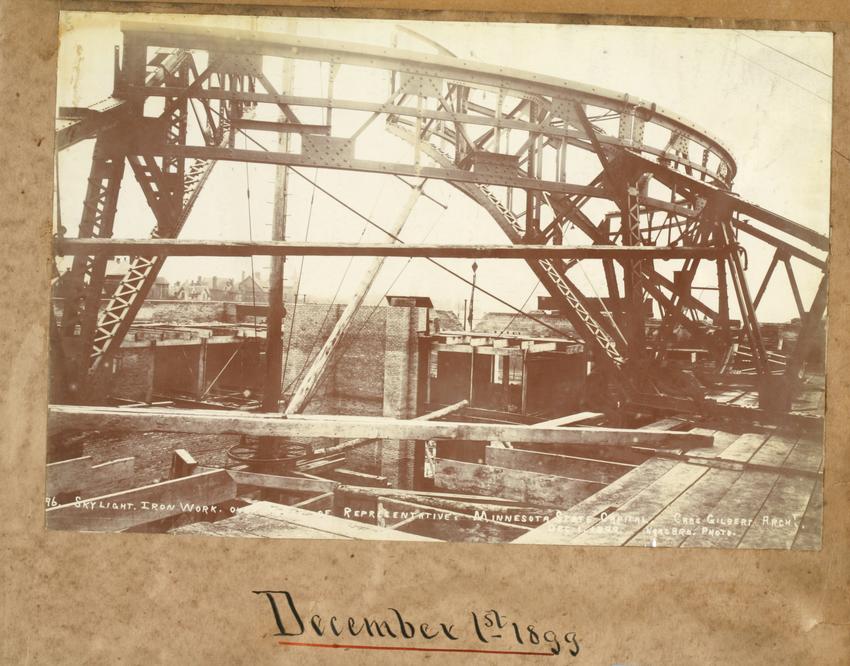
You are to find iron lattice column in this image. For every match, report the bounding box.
[623,180,646,357]
[58,129,126,399]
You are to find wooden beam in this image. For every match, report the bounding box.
[524,341,558,352]
[239,501,438,541]
[55,238,723,261]
[309,399,469,458]
[485,446,634,484]
[434,458,603,507]
[323,468,389,487]
[297,454,346,472]
[513,458,681,544]
[170,449,197,479]
[433,342,521,355]
[336,487,538,529]
[193,467,338,494]
[334,484,522,505]
[45,470,237,532]
[292,491,335,512]
[48,404,714,449]
[376,497,531,533]
[46,456,135,498]
[532,412,605,428]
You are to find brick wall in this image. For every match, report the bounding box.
[474,311,576,338]
[345,306,421,487]
[81,301,427,489]
[108,344,156,402]
[152,344,204,397]
[52,298,232,325]
[136,300,229,323]
[277,303,389,415]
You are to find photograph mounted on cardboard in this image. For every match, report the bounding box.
[47,11,830,548]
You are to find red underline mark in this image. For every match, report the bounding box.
[278,640,553,656]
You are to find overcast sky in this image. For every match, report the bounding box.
[56,12,832,323]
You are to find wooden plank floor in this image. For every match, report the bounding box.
[516,423,823,550]
[512,458,679,544]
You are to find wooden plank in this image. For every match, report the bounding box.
[195,467,338,494]
[170,511,346,539]
[240,501,438,541]
[292,492,335,512]
[629,468,742,548]
[570,463,709,546]
[642,418,686,431]
[531,412,605,428]
[310,400,471,458]
[485,446,633,484]
[527,341,557,353]
[46,456,135,498]
[782,432,824,474]
[434,458,601,507]
[376,497,529,532]
[336,488,551,525]
[397,516,528,543]
[323,468,389,487]
[681,471,779,549]
[685,430,747,459]
[45,457,91,495]
[335,484,522,505]
[48,404,714,449]
[737,473,818,549]
[46,470,237,532]
[792,478,823,550]
[718,432,771,463]
[292,470,332,482]
[515,442,652,466]
[513,412,687,464]
[378,498,529,543]
[297,454,346,472]
[513,458,680,544]
[747,432,799,468]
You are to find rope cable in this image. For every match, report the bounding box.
[243,134,259,338]
[281,177,389,396]
[205,105,582,341]
[735,30,831,79]
[311,187,455,391]
[280,168,318,387]
[497,281,540,336]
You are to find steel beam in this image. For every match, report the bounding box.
[55,238,723,260]
[121,21,736,182]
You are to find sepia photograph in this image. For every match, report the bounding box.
[46,11,830,547]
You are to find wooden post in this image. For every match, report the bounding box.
[468,346,476,406]
[520,348,529,415]
[170,448,198,479]
[194,339,207,399]
[284,180,425,414]
[261,114,290,412]
[257,26,295,468]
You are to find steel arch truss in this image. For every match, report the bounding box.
[53,22,829,413]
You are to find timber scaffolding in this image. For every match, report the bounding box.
[47,22,826,544]
[46,399,823,545]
